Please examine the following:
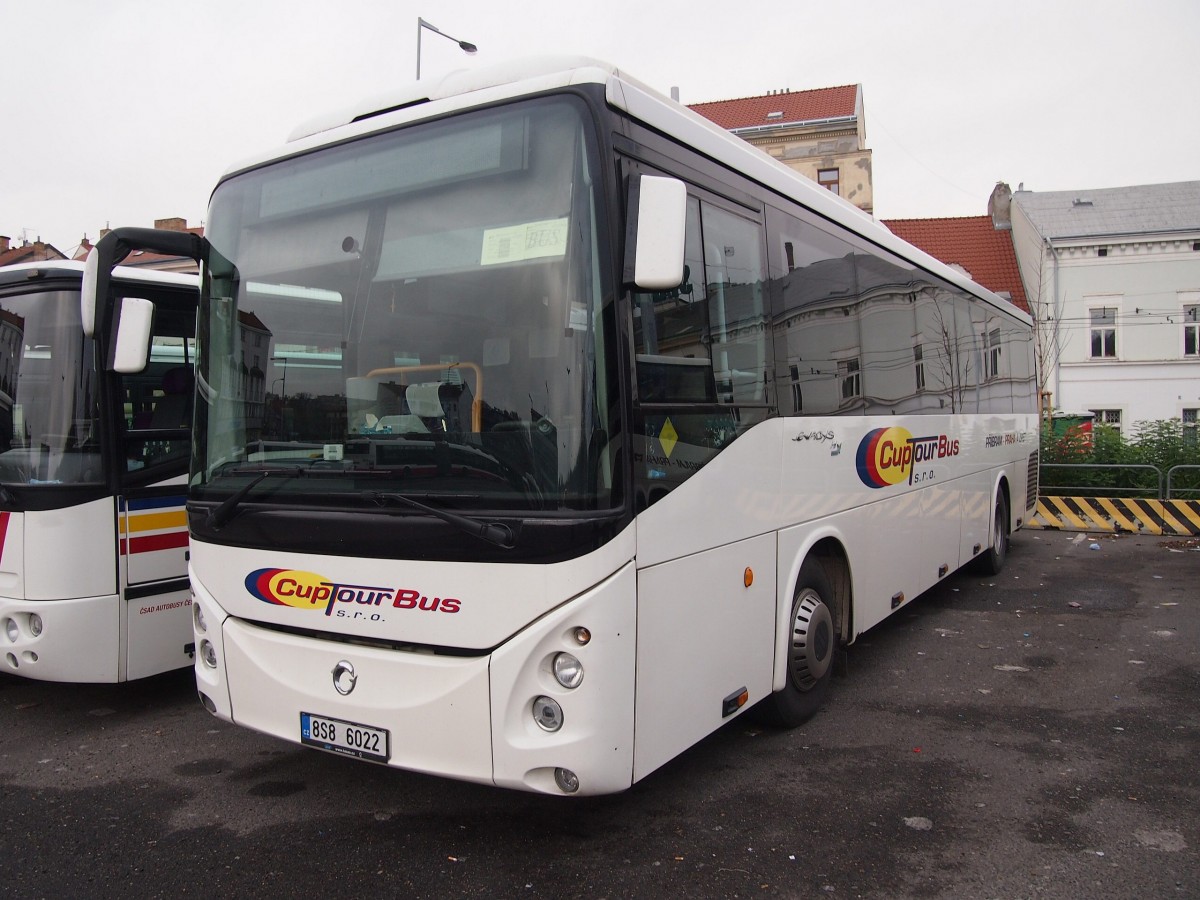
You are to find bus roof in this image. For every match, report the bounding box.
[0,260,198,290]
[222,56,1029,326]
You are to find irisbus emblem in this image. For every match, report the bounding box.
[245,568,460,618]
[856,427,960,489]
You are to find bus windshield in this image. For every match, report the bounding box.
[194,96,616,514]
[0,288,102,486]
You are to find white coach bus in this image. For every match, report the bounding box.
[85,58,1037,793]
[0,260,197,681]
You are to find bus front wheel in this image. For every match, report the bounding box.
[759,559,836,728]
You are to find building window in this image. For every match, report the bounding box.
[1090,307,1117,358]
[817,168,840,196]
[913,343,926,391]
[789,364,803,413]
[1184,305,1199,357]
[839,357,861,401]
[1090,408,1122,433]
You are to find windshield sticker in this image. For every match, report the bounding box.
[856,427,960,489]
[480,218,569,266]
[245,568,460,619]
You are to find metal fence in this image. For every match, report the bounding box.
[1040,463,1200,500]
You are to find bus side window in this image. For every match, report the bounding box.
[767,205,861,417]
[700,203,770,405]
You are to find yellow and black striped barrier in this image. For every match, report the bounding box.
[1029,496,1200,536]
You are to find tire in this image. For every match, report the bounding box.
[758,558,837,728]
[972,491,1009,576]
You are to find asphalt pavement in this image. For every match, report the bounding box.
[1,531,1196,899]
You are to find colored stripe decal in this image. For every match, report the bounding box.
[0,511,9,566]
[122,510,188,534]
[126,531,189,554]
[120,495,186,512]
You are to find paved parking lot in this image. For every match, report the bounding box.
[1,531,1197,898]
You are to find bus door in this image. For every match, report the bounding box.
[116,301,195,679]
[627,172,778,777]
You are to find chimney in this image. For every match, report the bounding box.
[0,236,9,252]
[988,182,1013,231]
[154,217,188,232]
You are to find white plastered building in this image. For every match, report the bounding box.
[1009,181,1200,432]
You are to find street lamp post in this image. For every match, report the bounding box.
[416,17,477,80]
[270,358,289,439]
[270,357,288,398]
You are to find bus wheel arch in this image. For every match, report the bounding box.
[759,538,850,728]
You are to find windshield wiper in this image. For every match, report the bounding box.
[207,466,306,529]
[365,491,517,550]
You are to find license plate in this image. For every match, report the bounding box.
[300,712,390,763]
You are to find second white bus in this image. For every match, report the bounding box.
[0,261,198,681]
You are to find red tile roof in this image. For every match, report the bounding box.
[0,242,68,267]
[689,85,859,131]
[882,216,1029,314]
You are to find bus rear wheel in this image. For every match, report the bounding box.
[972,492,1009,576]
[759,559,836,728]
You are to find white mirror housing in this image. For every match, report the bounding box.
[113,297,156,374]
[81,248,100,337]
[629,175,687,291]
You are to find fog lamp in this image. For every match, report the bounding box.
[200,639,218,669]
[554,767,580,794]
[532,695,564,732]
[553,652,584,689]
[29,613,43,637]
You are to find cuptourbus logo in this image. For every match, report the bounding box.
[245,568,460,618]
[856,427,960,489]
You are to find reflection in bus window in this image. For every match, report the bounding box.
[0,289,100,485]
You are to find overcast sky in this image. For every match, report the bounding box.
[4,0,1198,256]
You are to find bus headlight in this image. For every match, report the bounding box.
[532,696,564,732]
[193,601,207,634]
[29,614,43,637]
[4,618,16,642]
[200,639,218,669]
[552,652,584,689]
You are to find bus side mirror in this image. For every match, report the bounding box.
[82,226,206,337]
[81,247,104,337]
[624,174,687,291]
[113,297,156,374]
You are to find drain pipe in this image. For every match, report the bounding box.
[1046,236,1062,405]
